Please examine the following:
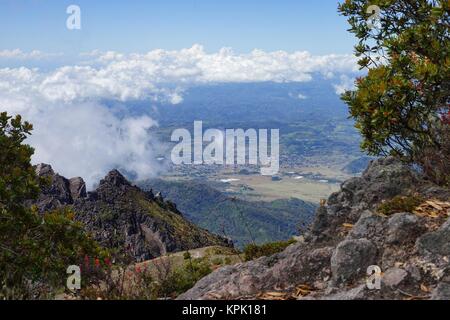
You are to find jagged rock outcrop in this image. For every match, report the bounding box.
[69,177,87,200]
[32,164,86,212]
[178,157,450,300]
[31,164,232,261]
[309,157,420,243]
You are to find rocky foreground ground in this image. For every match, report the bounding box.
[179,158,450,300]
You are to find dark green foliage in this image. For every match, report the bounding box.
[338,0,450,185]
[183,251,191,260]
[243,238,296,261]
[0,112,39,209]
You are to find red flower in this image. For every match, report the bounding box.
[441,110,450,125]
[94,258,100,268]
[84,255,90,268]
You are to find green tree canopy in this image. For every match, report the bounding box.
[339,0,449,185]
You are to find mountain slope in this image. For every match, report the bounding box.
[32,164,232,261]
[139,179,317,247]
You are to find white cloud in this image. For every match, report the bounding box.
[0,49,62,60]
[333,74,356,95]
[2,45,359,103]
[0,45,359,186]
[25,103,163,188]
[84,45,359,84]
[288,92,307,100]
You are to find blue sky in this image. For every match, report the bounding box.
[0,0,354,55]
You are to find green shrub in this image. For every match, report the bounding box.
[155,257,212,298]
[183,251,191,260]
[243,239,296,261]
[377,195,425,216]
[211,257,223,265]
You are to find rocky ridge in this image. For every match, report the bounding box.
[179,158,450,300]
[32,164,232,261]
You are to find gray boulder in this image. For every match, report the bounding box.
[320,284,370,300]
[382,267,408,288]
[178,244,333,300]
[386,212,424,245]
[431,276,450,300]
[347,211,386,244]
[416,219,450,257]
[331,239,377,285]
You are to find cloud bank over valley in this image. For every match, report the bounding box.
[0,45,360,186]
